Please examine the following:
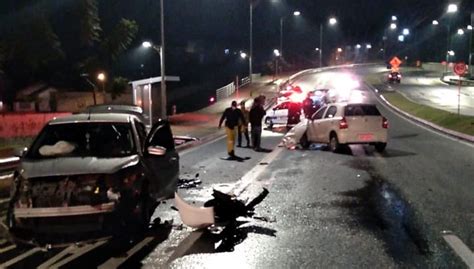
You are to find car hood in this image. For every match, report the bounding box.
[282,119,308,149]
[21,155,140,178]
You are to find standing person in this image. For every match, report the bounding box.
[237,100,250,148]
[249,97,266,151]
[218,101,245,158]
[302,93,313,119]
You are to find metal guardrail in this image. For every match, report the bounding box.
[241,76,250,87]
[216,82,236,101]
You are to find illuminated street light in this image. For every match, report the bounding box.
[432,20,439,25]
[337,48,343,52]
[468,25,473,30]
[447,3,458,13]
[366,44,372,49]
[315,48,320,51]
[97,72,106,92]
[391,16,397,21]
[457,29,464,35]
[280,11,302,59]
[356,44,361,49]
[398,35,405,42]
[273,49,280,57]
[318,16,339,67]
[403,28,410,35]
[240,52,248,59]
[390,23,397,30]
[329,17,337,25]
[293,11,301,16]
[448,50,455,56]
[142,41,152,48]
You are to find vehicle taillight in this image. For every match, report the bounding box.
[382,117,389,129]
[339,117,348,129]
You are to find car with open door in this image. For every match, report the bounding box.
[300,103,388,152]
[7,112,179,237]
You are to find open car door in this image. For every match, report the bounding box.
[144,120,180,200]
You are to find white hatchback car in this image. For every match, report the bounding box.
[300,103,388,152]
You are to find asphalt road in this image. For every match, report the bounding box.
[0,65,473,268]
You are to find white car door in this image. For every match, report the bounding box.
[307,106,327,142]
[318,105,338,143]
[273,102,289,125]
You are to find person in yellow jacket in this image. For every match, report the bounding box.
[218,101,245,158]
[237,100,250,148]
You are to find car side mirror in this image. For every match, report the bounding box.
[147,146,167,156]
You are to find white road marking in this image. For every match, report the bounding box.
[165,231,204,265]
[0,247,41,268]
[37,244,76,269]
[443,233,474,268]
[229,146,284,196]
[0,244,16,254]
[46,239,107,269]
[98,236,155,268]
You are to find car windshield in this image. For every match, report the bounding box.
[26,122,136,159]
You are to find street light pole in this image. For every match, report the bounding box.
[160,0,167,119]
[446,23,451,73]
[249,2,253,82]
[469,12,473,77]
[319,23,323,67]
[280,17,284,58]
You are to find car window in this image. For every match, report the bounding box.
[135,120,147,142]
[325,106,337,118]
[345,105,381,116]
[147,121,175,150]
[312,106,327,120]
[27,123,136,159]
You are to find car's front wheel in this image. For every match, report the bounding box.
[300,132,310,149]
[375,142,387,152]
[329,133,340,153]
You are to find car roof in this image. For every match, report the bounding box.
[49,113,134,125]
[86,104,143,114]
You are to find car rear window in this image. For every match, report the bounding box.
[344,105,381,116]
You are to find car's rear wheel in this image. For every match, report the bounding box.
[329,133,340,153]
[375,142,387,152]
[300,132,310,149]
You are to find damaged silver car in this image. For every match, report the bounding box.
[7,112,179,236]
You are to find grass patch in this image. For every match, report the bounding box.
[382,91,474,136]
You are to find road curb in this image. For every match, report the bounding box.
[366,82,474,144]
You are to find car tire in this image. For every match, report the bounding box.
[375,142,387,152]
[329,133,340,153]
[300,132,310,149]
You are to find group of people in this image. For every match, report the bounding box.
[218,96,266,159]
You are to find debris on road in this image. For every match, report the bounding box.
[174,188,270,228]
[177,173,202,189]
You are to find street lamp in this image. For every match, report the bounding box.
[240,52,248,59]
[280,11,301,59]
[142,40,167,119]
[432,20,439,25]
[356,44,361,49]
[319,17,338,67]
[445,3,458,72]
[337,48,343,52]
[457,28,464,35]
[273,49,280,57]
[273,49,280,77]
[447,3,458,13]
[391,16,397,21]
[366,44,372,49]
[398,35,405,42]
[390,23,397,30]
[97,72,106,92]
[403,28,410,35]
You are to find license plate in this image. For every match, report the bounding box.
[358,133,374,141]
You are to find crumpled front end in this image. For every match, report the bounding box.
[9,170,140,234]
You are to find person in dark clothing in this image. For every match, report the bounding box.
[218,101,245,157]
[249,97,266,151]
[302,94,313,119]
[287,102,302,126]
